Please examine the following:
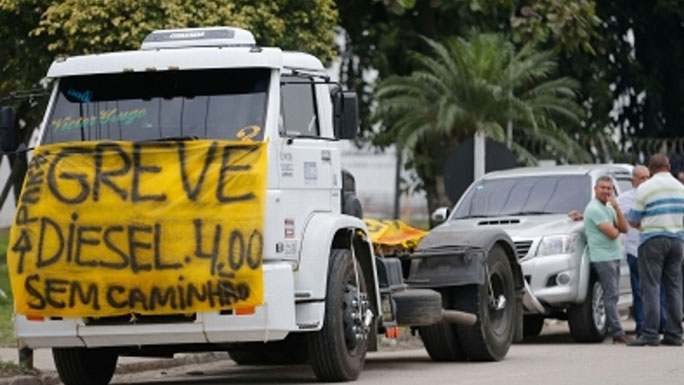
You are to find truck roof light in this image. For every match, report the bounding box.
[141,27,256,50]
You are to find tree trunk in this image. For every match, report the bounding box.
[474,129,486,181]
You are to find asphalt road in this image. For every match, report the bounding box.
[111,320,684,385]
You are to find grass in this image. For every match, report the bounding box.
[0,360,37,377]
[0,227,8,263]
[0,264,14,347]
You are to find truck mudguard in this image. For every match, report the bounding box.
[295,212,381,315]
[408,228,521,289]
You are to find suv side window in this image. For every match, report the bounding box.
[280,76,319,136]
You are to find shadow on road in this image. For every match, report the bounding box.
[516,318,638,345]
[516,330,576,345]
[112,364,319,385]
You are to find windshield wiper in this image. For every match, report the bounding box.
[140,135,198,143]
[284,134,337,143]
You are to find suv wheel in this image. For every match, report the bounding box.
[568,273,607,342]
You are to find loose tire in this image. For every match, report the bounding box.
[53,347,118,385]
[308,249,370,381]
[523,315,545,337]
[455,245,516,361]
[568,273,607,342]
[393,289,442,326]
[418,288,467,361]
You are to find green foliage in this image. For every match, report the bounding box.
[373,32,588,209]
[337,0,600,143]
[594,1,684,140]
[0,264,14,347]
[0,238,7,262]
[0,360,37,376]
[510,0,600,54]
[31,0,337,64]
[0,0,338,141]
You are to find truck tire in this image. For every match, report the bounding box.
[455,245,516,361]
[568,273,607,342]
[228,334,309,365]
[418,288,467,361]
[53,347,118,385]
[308,249,369,381]
[523,315,544,337]
[393,289,442,326]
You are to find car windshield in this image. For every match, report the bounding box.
[42,68,270,144]
[451,175,591,219]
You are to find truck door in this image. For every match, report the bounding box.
[274,74,339,258]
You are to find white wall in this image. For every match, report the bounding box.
[0,156,16,227]
[340,142,428,221]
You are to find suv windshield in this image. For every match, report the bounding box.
[43,68,269,144]
[452,175,591,219]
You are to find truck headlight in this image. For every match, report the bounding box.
[536,234,578,257]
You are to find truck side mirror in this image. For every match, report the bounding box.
[333,91,359,140]
[0,106,17,154]
[431,207,450,224]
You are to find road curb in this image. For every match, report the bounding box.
[0,352,227,385]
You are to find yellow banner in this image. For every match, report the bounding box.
[7,140,267,318]
[363,219,427,251]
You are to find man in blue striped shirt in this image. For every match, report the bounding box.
[627,154,684,346]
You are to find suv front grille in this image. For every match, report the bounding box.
[514,241,534,259]
[478,219,521,225]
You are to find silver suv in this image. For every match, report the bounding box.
[434,164,633,342]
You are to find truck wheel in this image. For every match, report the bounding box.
[53,347,118,385]
[418,288,467,361]
[228,334,309,365]
[455,245,516,361]
[308,249,370,381]
[568,273,607,342]
[523,315,544,337]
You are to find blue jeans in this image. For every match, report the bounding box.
[637,238,683,343]
[594,260,623,337]
[627,253,667,334]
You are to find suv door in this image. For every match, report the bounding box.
[613,175,633,307]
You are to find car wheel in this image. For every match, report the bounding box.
[568,273,607,342]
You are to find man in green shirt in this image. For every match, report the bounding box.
[583,175,629,343]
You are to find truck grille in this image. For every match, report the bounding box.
[514,241,534,259]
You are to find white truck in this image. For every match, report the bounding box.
[0,27,523,385]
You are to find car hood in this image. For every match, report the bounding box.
[444,214,584,239]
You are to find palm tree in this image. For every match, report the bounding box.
[373,32,590,215]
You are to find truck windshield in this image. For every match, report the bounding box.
[452,175,591,219]
[42,68,269,144]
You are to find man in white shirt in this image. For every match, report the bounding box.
[616,165,651,335]
[627,154,684,346]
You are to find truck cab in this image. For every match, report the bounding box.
[9,26,383,383]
